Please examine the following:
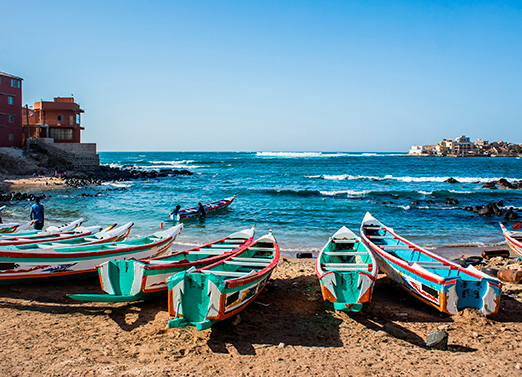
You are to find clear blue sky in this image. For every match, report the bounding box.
[2,1,521,151]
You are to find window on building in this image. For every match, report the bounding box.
[8,115,14,122]
[76,114,80,124]
[8,96,13,105]
[57,115,63,121]
[49,128,73,140]
[8,133,14,141]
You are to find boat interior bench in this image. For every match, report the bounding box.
[324,251,367,256]
[202,270,250,277]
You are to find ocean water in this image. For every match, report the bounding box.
[4,152,522,256]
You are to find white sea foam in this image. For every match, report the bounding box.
[418,190,433,195]
[399,205,411,210]
[102,182,133,188]
[307,174,521,184]
[320,190,370,197]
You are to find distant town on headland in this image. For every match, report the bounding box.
[408,135,522,157]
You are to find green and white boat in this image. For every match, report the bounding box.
[0,224,182,284]
[68,226,255,303]
[0,218,84,240]
[316,226,378,312]
[167,230,279,330]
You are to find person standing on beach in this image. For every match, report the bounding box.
[30,197,45,230]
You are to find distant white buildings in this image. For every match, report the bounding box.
[408,135,490,156]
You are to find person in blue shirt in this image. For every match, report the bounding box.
[30,197,45,230]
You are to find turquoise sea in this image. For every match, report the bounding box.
[4,152,522,256]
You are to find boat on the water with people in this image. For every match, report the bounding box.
[164,195,236,222]
[360,212,501,316]
[316,226,378,312]
[1,224,183,284]
[167,229,279,330]
[68,226,255,303]
[500,223,522,260]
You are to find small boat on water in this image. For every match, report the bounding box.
[68,226,255,302]
[0,223,126,250]
[167,230,279,330]
[500,223,522,260]
[164,195,236,222]
[360,212,501,316]
[316,226,378,312]
[1,224,183,284]
[0,220,35,234]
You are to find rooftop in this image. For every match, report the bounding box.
[0,71,23,80]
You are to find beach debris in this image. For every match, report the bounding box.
[465,256,483,266]
[426,330,449,350]
[482,250,510,260]
[278,342,285,349]
[437,324,450,331]
[296,252,313,258]
[383,323,407,339]
[394,312,409,319]
[498,269,522,283]
[504,208,519,220]
[452,258,468,267]
[481,267,499,278]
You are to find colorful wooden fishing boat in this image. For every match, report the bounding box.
[164,195,236,222]
[500,223,522,260]
[360,212,501,316]
[167,230,279,330]
[316,226,378,312]
[0,224,183,284]
[0,223,126,249]
[68,226,255,302]
[2,218,84,239]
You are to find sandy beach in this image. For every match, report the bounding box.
[0,256,521,376]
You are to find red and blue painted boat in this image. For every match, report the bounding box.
[167,230,279,330]
[164,195,236,222]
[68,226,255,302]
[0,224,182,284]
[360,212,501,316]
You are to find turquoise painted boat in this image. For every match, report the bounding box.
[68,226,255,302]
[0,223,127,250]
[1,218,84,240]
[360,212,501,316]
[0,224,183,284]
[167,230,279,330]
[316,226,378,312]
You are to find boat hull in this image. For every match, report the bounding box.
[361,213,501,316]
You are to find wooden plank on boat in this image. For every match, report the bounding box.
[224,260,270,267]
[380,245,411,250]
[248,247,274,252]
[367,235,395,239]
[202,270,249,277]
[231,257,273,262]
[188,250,229,255]
[324,251,367,256]
[323,263,370,269]
[332,239,357,244]
[211,244,239,249]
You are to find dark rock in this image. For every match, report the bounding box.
[426,331,449,350]
[445,198,459,205]
[383,323,407,339]
[426,200,435,204]
[296,252,313,259]
[497,200,504,207]
[504,208,519,220]
[411,201,419,205]
[482,181,497,189]
[498,178,514,190]
[445,177,459,184]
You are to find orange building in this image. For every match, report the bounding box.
[23,97,84,143]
